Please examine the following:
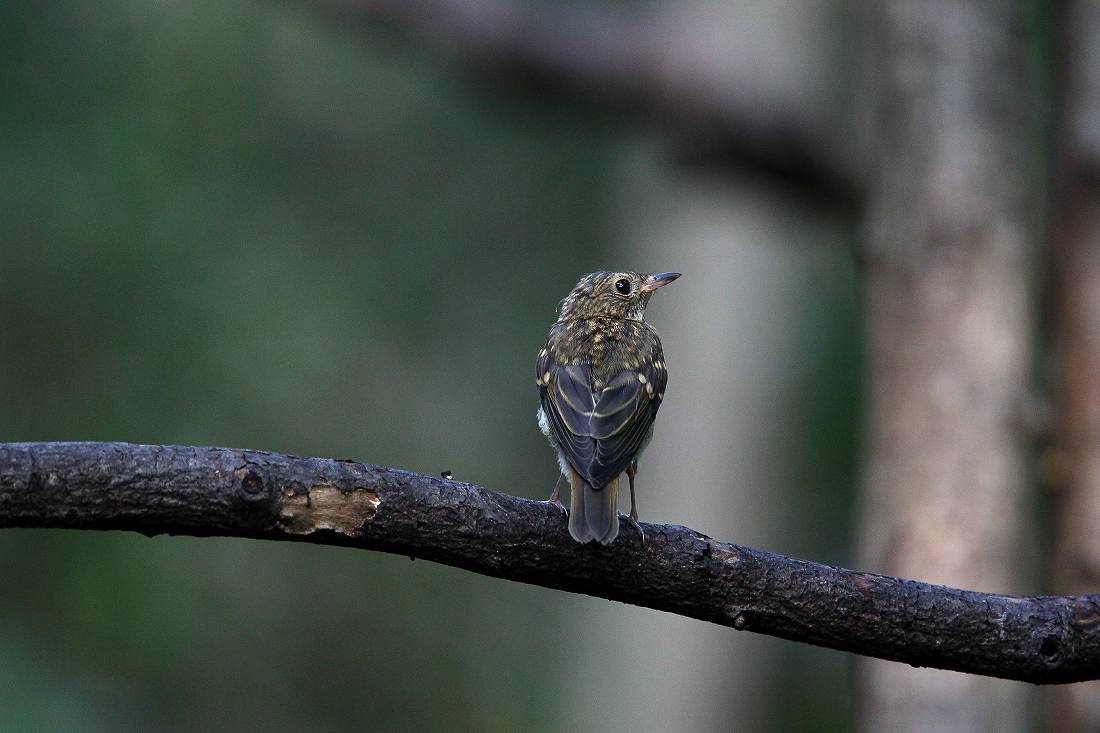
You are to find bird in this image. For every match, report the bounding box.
[536,270,680,544]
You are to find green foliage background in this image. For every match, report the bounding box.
[0,0,860,730]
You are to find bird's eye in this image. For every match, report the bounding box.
[615,278,631,295]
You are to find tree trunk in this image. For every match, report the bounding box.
[856,0,1041,730]
[1050,0,1100,729]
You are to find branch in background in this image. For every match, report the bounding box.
[0,441,1097,684]
[312,0,862,206]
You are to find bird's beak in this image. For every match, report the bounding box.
[641,272,681,293]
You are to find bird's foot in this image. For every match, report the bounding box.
[620,511,644,544]
[546,475,568,513]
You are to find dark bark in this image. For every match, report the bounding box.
[314,0,860,206]
[0,441,1097,684]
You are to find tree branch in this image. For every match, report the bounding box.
[313,0,861,205]
[0,441,1095,684]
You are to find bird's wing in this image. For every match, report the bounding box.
[540,358,666,488]
[587,365,665,487]
[539,362,598,480]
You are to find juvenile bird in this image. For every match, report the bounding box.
[537,271,680,544]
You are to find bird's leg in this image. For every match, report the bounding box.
[624,465,643,541]
[547,473,567,513]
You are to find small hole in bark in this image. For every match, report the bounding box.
[241,471,263,493]
[239,469,266,501]
[1040,635,1062,662]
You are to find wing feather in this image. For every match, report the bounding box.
[538,342,667,489]
[551,364,597,435]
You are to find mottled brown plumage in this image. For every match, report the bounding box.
[537,271,679,544]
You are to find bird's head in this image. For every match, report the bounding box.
[557,271,680,322]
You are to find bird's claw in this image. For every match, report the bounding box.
[620,512,644,544]
[546,497,568,514]
[546,474,568,514]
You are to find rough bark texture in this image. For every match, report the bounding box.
[1050,0,1100,729]
[0,441,1098,684]
[856,0,1042,729]
[316,0,858,204]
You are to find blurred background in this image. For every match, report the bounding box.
[2,0,1083,731]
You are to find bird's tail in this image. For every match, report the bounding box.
[568,470,619,544]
